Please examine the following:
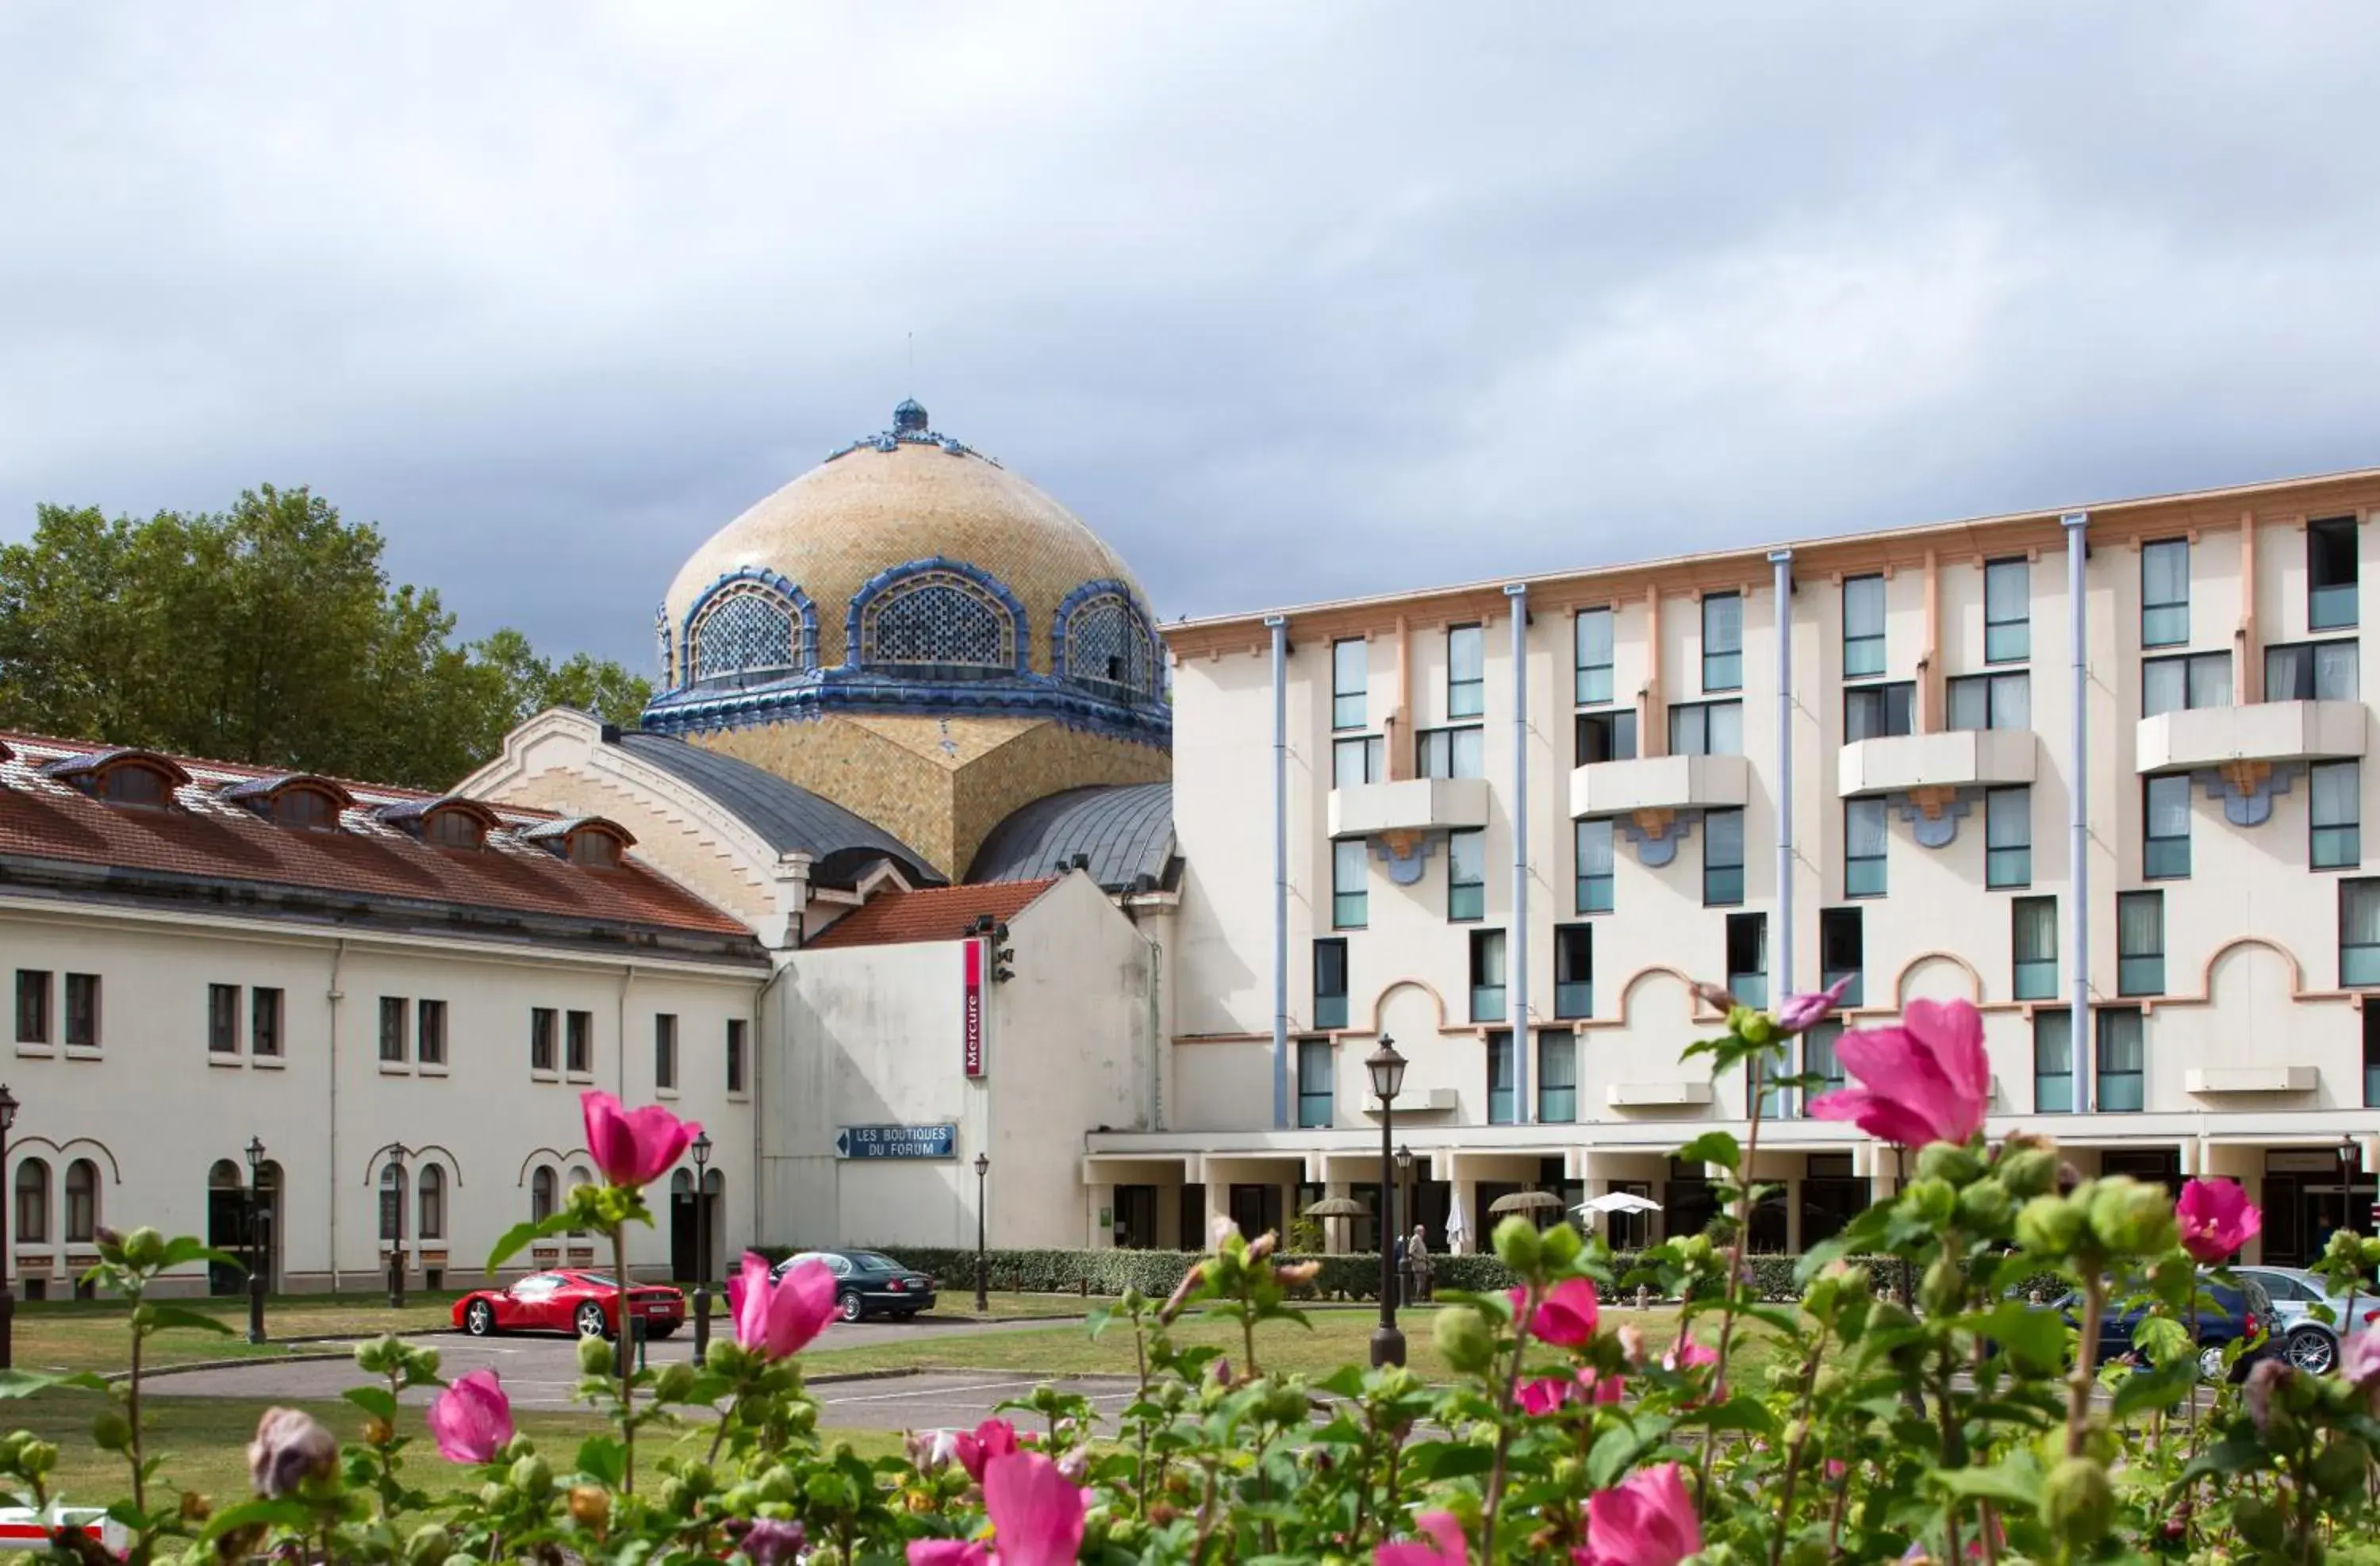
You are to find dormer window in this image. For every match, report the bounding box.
[103,766,171,806]
[221,774,356,831]
[520,816,635,869]
[570,832,621,869]
[374,796,499,850]
[274,788,341,830]
[44,750,192,810]
[424,809,486,850]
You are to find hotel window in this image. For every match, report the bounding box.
[654,1013,678,1090]
[727,1019,747,1094]
[1986,785,2033,888]
[1844,798,1887,897]
[378,997,407,1063]
[207,984,239,1054]
[417,999,447,1066]
[1702,592,1743,692]
[2143,775,2191,879]
[2341,879,2380,987]
[1819,906,1864,1007]
[1313,938,1349,1030]
[14,1161,47,1246]
[1576,819,1614,914]
[64,1159,96,1244]
[1486,1031,1517,1124]
[63,973,98,1050]
[2313,761,2362,869]
[1947,671,2030,731]
[2098,1008,2146,1112]
[1669,698,1744,756]
[1575,709,1637,766]
[2141,539,2190,647]
[1984,557,2031,664]
[417,1165,445,1242]
[1537,1032,1577,1123]
[565,1010,593,1075]
[530,1007,558,1072]
[1843,681,1914,742]
[1448,624,1484,719]
[1332,735,1384,789]
[1332,839,1368,928]
[2141,651,2232,716]
[251,987,282,1058]
[2309,516,2359,631]
[1331,639,1368,731]
[1842,574,1886,679]
[1296,1038,1334,1129]
[2265,639,2359,702]
[1469,930,1507,1023]
[1553,923,1592,1019]
[1704,808,1745,906]
[15,971,49,1046]
[2117,891,2165,996]
[1800,1021,1846,1115]
[2033,1008,2074,1115]
[531,1166,558,1224]
[1447,828,1487,921]
[1417,724,1484,780]
[1575,608,1615,704]
[1725,912,1768,1010]
[2366,1008,2380,1108]
[2013,896,2059,1000]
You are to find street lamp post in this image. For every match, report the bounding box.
[0,1085,17,1372]
[1367,1038,1407,1368]
[973,1152,991,1315]
[245,1136,267,1344]
[689,1132,714,1365]
[1393,1142,1414,1306]
[376,1143,411,1310]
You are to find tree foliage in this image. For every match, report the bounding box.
[0,486,648,788]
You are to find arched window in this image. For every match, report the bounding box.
[689,581,800,682]
[417,1165,446,1241]
[378,1165,403,1242]
[858,568,1016,675]
[14,1158,49,1245]
[273,786,341,830]
[567,1165,593,1236]
[424,808,485,850]
[64,1159,98,1244]
[1061,590,1157,702]
[531,1166,558,1224]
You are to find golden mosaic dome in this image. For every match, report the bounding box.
[658,401,1155,680]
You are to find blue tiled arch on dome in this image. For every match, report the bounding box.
[844,557,1031,677]
[678,568,820,689]
[1051,578,1162,704]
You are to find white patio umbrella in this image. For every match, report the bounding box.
[1444,1199,1470,1255]
[1575,1191,1664,1217]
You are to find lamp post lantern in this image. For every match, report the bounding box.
[973,1151,991,1315]
[1367,1038,1407,1368]
[0,1084,17,1371]
[244,1136,268,1344]
[689,1132,714,1364]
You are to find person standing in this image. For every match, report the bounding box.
[1407,1225,1431,1303]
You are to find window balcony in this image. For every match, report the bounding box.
[1327,777,1490,839]
[2134,699,2367,774]
[1569,754,1749,819]
[2184,1065,2318,1095]
[1837,729,2037,798]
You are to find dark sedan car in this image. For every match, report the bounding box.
[772,1249,938,1322]
[2046,1272,2276,1382]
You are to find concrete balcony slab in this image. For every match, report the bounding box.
[2136,700,2367,774]
[1327,777,1490,839]
[1569,754,1749,819]
[1837,729,2037,798]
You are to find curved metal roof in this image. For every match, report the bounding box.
[612,731,943,889]
[966,783,1174,890]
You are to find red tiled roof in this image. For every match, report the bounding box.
[804,879,1058,950]
[0,732,749,942]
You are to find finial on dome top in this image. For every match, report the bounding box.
[892,398,929,435]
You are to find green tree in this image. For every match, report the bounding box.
[0,486,651,789]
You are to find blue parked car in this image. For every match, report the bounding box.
[2044,1272,2277,1382]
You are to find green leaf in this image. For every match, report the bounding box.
[2175,1432,2271,1485]
[484,1213,574,1274]
[157,1236,247,1272]
[1973,1302,2068,1376]
[143,1304,238,1336]
[575,1434,627,1487]
[201,1498,317,1543]
[1317,1364,1369,1400]
[1673,1130,1741,1173]
[2111,1362,2199,1419]
[1930,1453,2044,1507]
[343,1385,398,1422]
[1411,1441,1496,1480]
[1699,1395,1779,1437]
[1587,1418,1672,1489]
[0,1369,105,1398]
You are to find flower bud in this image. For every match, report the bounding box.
[1245,1230,1276,1263]
[1056,1446,1089,1483]
[1159,1263,1206,1323]
[509,1453,553,1500]
[1995,1146,2059,1199]
[1916,1142,1983,1187]
[2309,1435,2370,1499]
[2086,1176,2178,1257]
[246,1408,337,1499]
[1956,1180,2013,1234]
[1900,1177,1957,1225]
[361,1416,393,1447]
[1737,1009,1779,1047]
[17,1443,55,1479]
[578,1334,616,1376]
[403,1524,451,1566]
[91,1410,132,1452]
[177,1491,211,1524]
[2232,1495,2284,1552]
[1433,1305,1498,1374]
[1273,1261,1322,1288]
[1492,1215,1542,1274]
[123,1226,167,1270]
[652,1362,697,1402]
[2042,1457,2114,1548]
[1616,1323,1647,1365]
[2015,1195,2084,1257]
[1691,981,1739,1012]
[566,1484,609,1530]
[1919,1256,1964,1318]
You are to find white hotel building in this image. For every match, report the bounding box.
[4,402,2376,1293]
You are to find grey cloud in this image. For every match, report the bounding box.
[2,2,2377,667]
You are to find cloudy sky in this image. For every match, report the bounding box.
[5,4,2378,667]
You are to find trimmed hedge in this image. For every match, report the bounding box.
[804,1245,2069,1306]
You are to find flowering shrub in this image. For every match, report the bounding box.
[6,1002,2380,1564]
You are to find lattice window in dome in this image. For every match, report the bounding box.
[689,584,798,682]
[862,572,1012,673]
[1066,593,1154,701]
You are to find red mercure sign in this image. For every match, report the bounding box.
[962,938,985,1077]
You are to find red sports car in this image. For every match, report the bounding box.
[451,1270,686,1340]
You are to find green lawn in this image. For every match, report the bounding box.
[13,1295,458,1376]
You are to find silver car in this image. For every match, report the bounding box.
[2235,1265,2379,1373]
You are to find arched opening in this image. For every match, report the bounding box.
[418,1165,446,1242]
[378,1165,403,1244]
[566,1165,593,1237]
[13,1157,48,1245]
[531,1166,558,1224]
[63,1158,97,1244]
[689,581,801,685]
[1061,590,1157,704]
[254,1161,283,1295]
[669,1169,697,1282]
[858,566,1018,678]
[205,1159,244,1295]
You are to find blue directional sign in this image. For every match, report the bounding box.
[834,1123,958,1160]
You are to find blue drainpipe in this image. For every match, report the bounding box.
[1504,583,1530,1124]
[1268,614,1290,1130]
